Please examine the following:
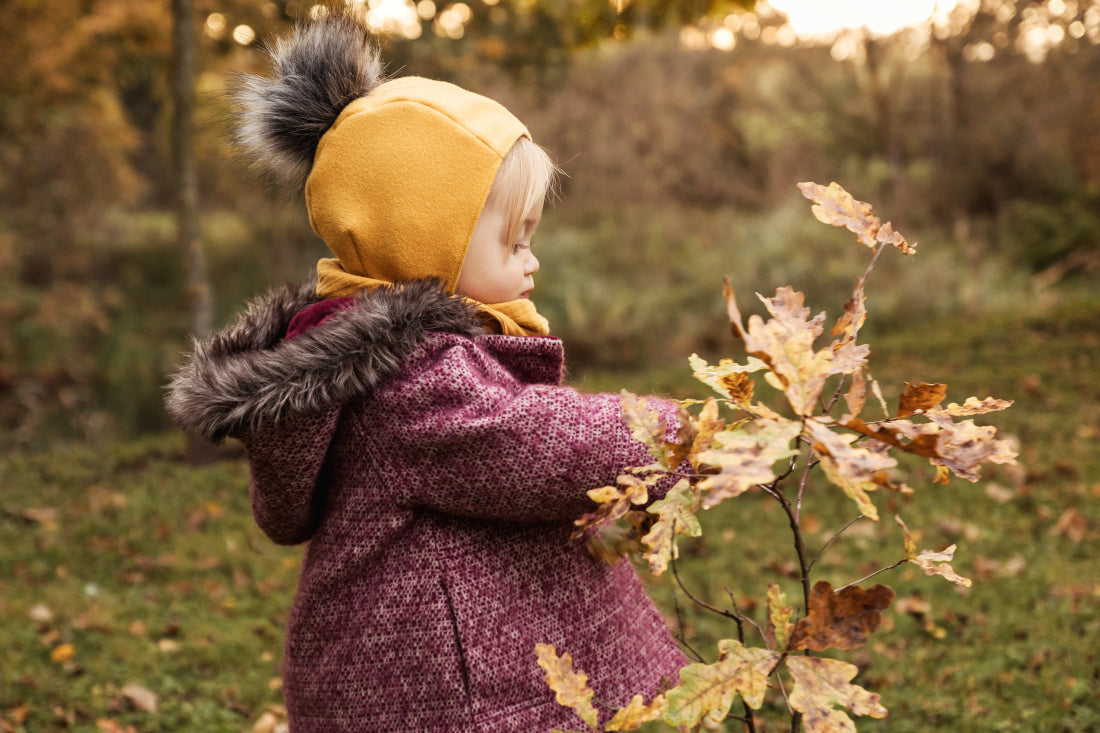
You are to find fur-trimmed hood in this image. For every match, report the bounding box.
[165,279,482,442]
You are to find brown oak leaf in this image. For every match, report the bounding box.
[789,581,895,652]
[897,382,947,418]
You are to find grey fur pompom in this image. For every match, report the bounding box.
[232,8,385,192]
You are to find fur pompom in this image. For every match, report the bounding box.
[232,8,385,192]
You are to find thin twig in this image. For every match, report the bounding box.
[808,515,866,572]
[724,586,766,642]
[670,553,742,622]
[794,446,815,524]
[835,558,908,592]
[674,595,706,663]
[771,482,813,615]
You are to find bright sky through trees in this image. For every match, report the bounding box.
[768,0,962,36]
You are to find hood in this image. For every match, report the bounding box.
[165,278,482,443]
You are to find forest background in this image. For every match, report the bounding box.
[1,0,1098,731]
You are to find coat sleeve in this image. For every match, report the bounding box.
[359,337,682,523]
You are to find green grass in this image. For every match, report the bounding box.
[1,289,1098,732]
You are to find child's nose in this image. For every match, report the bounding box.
[525,252,540,275]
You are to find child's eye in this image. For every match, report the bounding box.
[512,241,531,254]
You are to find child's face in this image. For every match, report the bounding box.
[455,197,540,304]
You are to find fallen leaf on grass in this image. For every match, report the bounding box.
[28,603,54,624]
[1049,507,1089,543]
[96,720,136,733]
[50,643,75,663]
[121,683,157,713]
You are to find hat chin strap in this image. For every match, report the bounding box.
[316,258,549,337]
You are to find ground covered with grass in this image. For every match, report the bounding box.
[2,291,1097,732]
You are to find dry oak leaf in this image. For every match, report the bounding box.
[787,655,888,732]
[620,391,671,466]
[641,480,702,576]
[750,288,832,416]
[689,353,767,403]
[605,693,667,731]
[798,181,882,248]
[897,382,947,418]
[689,397,726,470]
[896,515,972,587]
[926,396,1014,418]
[664,640,781,727]
[831,288,867,344]
[843,370,868,419]
[724,281,835,416]
[789,581,895,652]
[535,644,598,730]
[121,683,158,713]
[922,414,1018,482]
[797,181,915,255]
[573,473,651,539]
[698,418,801,509]
[805,419,897,522]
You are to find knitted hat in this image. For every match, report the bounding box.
[232,9,528,295]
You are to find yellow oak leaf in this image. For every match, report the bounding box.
[689,397,726,469]
[641,480,701,575]
[535,644,599,731]
[787,655,888,732]
[573,473,650,539]
[605,693,667,731]
[724,283,834,416]
[50,643,75,663]
[689,353,767,403]
[664,641,781,727]
[698,418,801,509]
[620,391,668,465]
[766,583,795,650]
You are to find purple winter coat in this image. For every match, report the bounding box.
[166,279,687,732]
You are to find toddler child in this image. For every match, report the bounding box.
[167,9,685,732]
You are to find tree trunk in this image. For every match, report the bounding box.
[172,0,212,341]
[173,0,217,463]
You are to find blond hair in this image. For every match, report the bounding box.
[484,137,560,246]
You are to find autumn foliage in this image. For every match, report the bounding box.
[538,182,1017,732]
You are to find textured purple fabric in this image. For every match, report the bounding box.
[243,332,687,731]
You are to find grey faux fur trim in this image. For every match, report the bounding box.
[232,7,385,192]
[165,279,481,443]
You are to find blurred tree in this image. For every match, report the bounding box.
[175,0,214,342]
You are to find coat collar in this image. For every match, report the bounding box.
[165,278,484,442]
